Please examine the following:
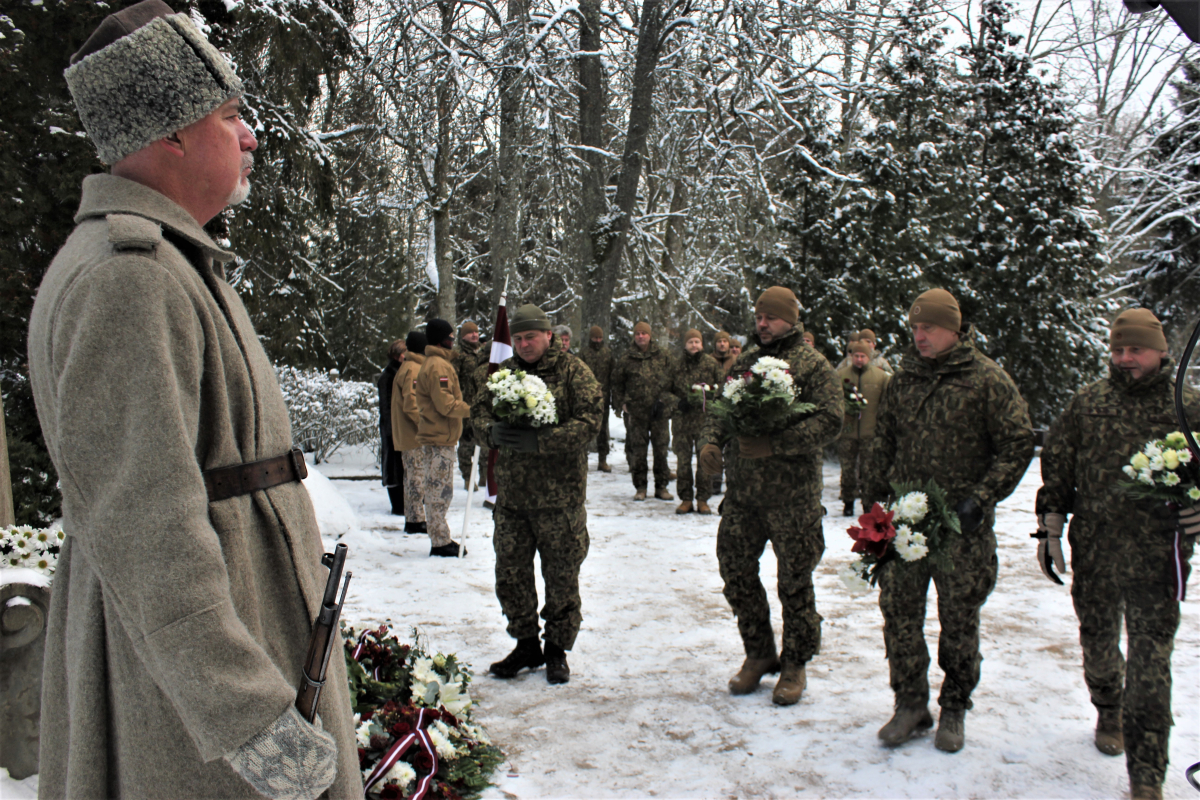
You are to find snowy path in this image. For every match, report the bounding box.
[4,413,1198,799]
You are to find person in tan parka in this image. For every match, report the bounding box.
[27,2,359,797]
[394,330,429,535]
[416,318,471,556]
[836,339,891,517]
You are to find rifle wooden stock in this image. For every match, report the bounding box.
[296,544,349,723]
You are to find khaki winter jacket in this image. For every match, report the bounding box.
[27,174,361,799]
[392,353,425,451]
[837,362,891,440]
[416,345,470,446]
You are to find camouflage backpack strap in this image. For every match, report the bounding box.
[106,213,163,253]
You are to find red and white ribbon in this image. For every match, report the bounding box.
[362,707,441,798]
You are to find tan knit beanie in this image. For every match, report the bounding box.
[714,331,731,344]
[1110,309,1167,350]
[754,286,800,325]
[859,329,877,344]
[460,320,478,334]
[849,340,872,355]
[909,289,962,332]
[683,328,702,343]
[634,322,652,336]
[589,325,603,338]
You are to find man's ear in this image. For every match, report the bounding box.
[158,131,185,157]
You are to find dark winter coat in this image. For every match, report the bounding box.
[472,344,602,511]
[579,340,614,392]
[701,327,844,509]
[837,362,891,440]
[610,340,674,416]
[864,329,1035,509]
[27,174,361,799]
[378,358,403,485]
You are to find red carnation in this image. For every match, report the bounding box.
[847,502,896,558]
[390,720,413,737]
[413,752,435,773]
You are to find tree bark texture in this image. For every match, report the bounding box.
[576,0,610,333]
[433,1,457,325]
[490,0,529,312]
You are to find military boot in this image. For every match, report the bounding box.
[544,640,570,685]
[934,708,965,753]
[772,664,806,706]
[843,501,855,517]
[404,520,428,534]
[489,638,545,678]
[1131,784,1162,800]
[728,656,781,695]
[655,486,674,501]
[1094,707,1124,756]
[676,501,693,514]
[598,460,612,473]
[878,704,933,746]
[633,489,647,501]
[696,500,712,515]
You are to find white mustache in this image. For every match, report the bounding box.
[242,153,254,172]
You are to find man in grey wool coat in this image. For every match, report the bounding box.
[27,1,361,797]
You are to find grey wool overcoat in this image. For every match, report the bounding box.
[27,174,363,799]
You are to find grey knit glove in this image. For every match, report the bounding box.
[226,706,337,800]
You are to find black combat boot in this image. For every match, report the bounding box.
[843,500,855,517]
[544,640,570,684]
[489,638,545,678]
[404,520,428,534]
[430,541,466,557]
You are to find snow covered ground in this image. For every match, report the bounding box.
[5,412,1199,798]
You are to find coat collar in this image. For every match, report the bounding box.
[751,326,803,355]
[899,326,978,377]
[75,174,237,264]
[425,345,453,362]
[405,353,426,365]
[1107,357,1174,396]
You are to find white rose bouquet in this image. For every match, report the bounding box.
[486,368,557,428]
[1120,431,1200,508]
[709,356,816,436]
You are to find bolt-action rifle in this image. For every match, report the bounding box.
[295,543,351,723]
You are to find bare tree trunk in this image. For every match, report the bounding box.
[490,0,528,311]
[433,2,457,324]
[576,0,609,331]
[656,177,687,326]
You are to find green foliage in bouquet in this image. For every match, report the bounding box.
[709,356,816,436]
[843,380,868,414]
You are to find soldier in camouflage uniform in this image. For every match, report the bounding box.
[863,288,1034,753]
[454,321,488,488]
[580,325,615,472]
[472,304,602,685]
[713,330,737,377]
[836,339,891,517]
[611,321,675,501]
[699,287,843,707]
[670,329,723,514]
[1036,309,1200,800]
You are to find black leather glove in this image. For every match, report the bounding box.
[677,397,692,414]
[955,497,984,533]
[491,422,539,453]
[650,399,665,420]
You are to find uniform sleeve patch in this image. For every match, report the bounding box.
[439,376,450,386]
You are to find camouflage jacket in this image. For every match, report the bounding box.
[611,340,674,416]
[579,340,614,394]
[471,344,602,511]
[671,350,723,436]
[1037,360,1200,529]
[863,330,1035,509]
[700,328,844,508]
[454,339,489,407]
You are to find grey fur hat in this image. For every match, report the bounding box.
[64,0,243,165]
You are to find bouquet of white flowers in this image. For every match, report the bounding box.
[840,480,961,595]
[1120,431,1200,508]
[1,525,64,576]
[709,356,816,436]
[843,381,868,415]
[486,368,557,428]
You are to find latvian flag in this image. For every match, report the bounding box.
[485,296,512,504]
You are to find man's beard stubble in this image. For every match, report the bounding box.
[228,152,254,206]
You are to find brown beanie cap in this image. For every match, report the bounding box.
[634,322,652,336]
[714,331,732,344]
[909,289,962,333]
[589,325,603,338]
[859,328,877,344]
[683,328,703,343]
[460,320,478,334]
[849,340,872,355]
[755,286,800,325]
[1110,309,1168,351]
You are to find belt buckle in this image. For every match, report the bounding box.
[290,448,309,481]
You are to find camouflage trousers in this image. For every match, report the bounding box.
[1068,515,1192,787]
[401,447,427,524]
[717,502,825,666]
[838,437,865,503]
[877,519,998,711]
[625,412,670,490]
[493,504,590,649]
[457,424,486,488]
[595,399,611,461]
[421,445,455,547]
[673,426,710,503]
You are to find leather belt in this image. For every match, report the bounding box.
[203,448,309,502]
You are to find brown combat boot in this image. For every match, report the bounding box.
[934,708,966,753]
[1095,707,1123,756]
[772,664,806,706]
[676,500,693,514]
[598,460,612,473]
[1131,785,1162,800]
[878,704,934,747]
[633,489,647,501]
[728,656,781,695]
[696,500,712,515]
[655,486,674,501]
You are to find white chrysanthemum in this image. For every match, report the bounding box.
[895,530,929,562]
[723,377,746,401]
[1138,469,1155,485]
[892,492,929,523]
[838,561,871,594]
[1131,452,1150,471]
[1179,448,1193,464]
[751,356,790,374]
[1122,465,1138,480]
[1163,471,1181,487]
[1148,454,1165,472]
[1144,443,1163,458]
[1188,487,1200,501]
[428,727,458,760]
[355,719,374,748]
[384,760,416,789]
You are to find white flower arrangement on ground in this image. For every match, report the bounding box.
[710,356,816,436]
[1121,432,1200,508]
[486,368,557,427]
[1,525,64,576]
